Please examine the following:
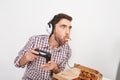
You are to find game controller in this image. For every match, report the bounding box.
[34,49,51,63]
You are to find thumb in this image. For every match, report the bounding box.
[48,58,54,64]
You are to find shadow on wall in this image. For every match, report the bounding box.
[116,61,120,80]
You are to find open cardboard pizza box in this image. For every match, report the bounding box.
[53,64,103,80]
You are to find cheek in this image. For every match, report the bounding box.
[55,32,64,40]
[55,28,66,39]
[58,31,65,37]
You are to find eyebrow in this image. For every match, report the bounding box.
[61,24,72,28]
[61,24,67,26]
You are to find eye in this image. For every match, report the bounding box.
[69,26,72,29]
[60,25,66,29]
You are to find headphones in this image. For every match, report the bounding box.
[46,15,56,35]
[46,22,53,34]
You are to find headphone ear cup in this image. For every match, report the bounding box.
[46,23,53,34]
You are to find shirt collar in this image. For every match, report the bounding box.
[42,35,67,52]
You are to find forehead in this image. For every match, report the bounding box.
[57,19,71,25]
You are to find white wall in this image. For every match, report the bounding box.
[0,0,120,80]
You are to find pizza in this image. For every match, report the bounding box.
[74,64,103,80]
[52,64,103,80]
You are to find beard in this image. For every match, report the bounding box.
[54,35,70,46]
[54,35,64,46]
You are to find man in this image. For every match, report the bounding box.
[14,13,72,80]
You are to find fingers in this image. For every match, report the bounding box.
[41,64,48,68]
[31,50,39,55]
[32,46,41,55]
[40,58,56,70]
[25,50,38,61]
[24,46,41,62]
[41,64,49,69]
[40,64,53,70]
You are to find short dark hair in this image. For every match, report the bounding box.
[48,13,72,36]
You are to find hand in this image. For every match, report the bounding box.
[19,49,39,67]
[25,49,39,62]
[40,58,60,73]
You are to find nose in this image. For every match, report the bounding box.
[66,27,70,35]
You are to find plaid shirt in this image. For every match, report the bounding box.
[14,35,71,80]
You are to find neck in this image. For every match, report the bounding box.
[49,34,59,49]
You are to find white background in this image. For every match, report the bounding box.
[0,0,120,80]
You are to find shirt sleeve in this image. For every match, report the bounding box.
[14,36,35,68]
